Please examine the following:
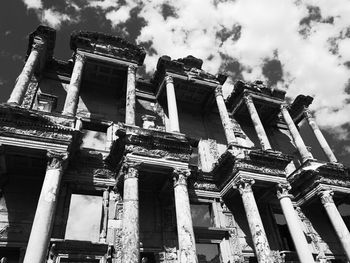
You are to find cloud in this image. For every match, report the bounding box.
[22,0,42,9]
[41,8,71,29]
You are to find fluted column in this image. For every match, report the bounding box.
[236,178,273,263]
[125,65,137,125]
[173,168,198,263]
[23,151,68,263]
[277,183,315,263]
[165,75,180,132]
[243,95,271,150]
[319,190,350,261]
[8,37,46,105]
[304,109,337,163]
[100,188,109,243]
[215,86,237,145]
[63,52,86,116]
[281,104,313,162]
[121,162,140,263]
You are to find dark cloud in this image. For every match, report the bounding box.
[219,53,244,81]
[119,6,147,43]
[161,3,178,20]
[216,24,241,45]
[262,58,283,87]
[138,40,157,56]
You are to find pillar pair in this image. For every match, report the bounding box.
[120,164,197,263]
[23,151,68,263]
[236,178,315,263]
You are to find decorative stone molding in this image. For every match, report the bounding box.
[46,150,68,170]
[173,168,191,187]
[276,183,293,200]
[319,190,334,205]
[122,161,140,179]
[235,177,255,195]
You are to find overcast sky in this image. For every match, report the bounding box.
[0,0,349,165]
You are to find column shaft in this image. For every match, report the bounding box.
[304,109,337,163]
[173,169,198,263]
[244,95,271,150]
[215,86,237,145]
[277,184,315,263]
[100,189,109,242]
[8,39,44,105]
[165,76,180,132]
[125,65,137,125]
[236,178,272,263]
[319,190,350,261]
[63,53,85,116]
[281,105,313,162]
[23,151,67,263]
[121,164,140,263]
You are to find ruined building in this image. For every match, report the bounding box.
[0,25,350,263]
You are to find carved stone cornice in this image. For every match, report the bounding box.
[173,168,191,187]
[318,190,334,205]
[47,150,68,170]
[214,85,223,97]
[276,183,293,200]
[235,177,255,195]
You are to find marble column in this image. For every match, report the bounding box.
[243,95,271,150]
[304,109,337,163]
[121,162,140,263]
[63,52,86,116]
[236,178,273,263]
[165,75,180,133]
[281,104,313,163]
[8,37,46,105]
[319,190,350,261]
[215,85,237,145]
[100,188,109,243]
[276,183,315,263]
[125,65,137,125]
[173,168,198,263]
[23,151,67,263]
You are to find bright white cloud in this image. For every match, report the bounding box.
[41,9,71,29]
[22,0,42,9]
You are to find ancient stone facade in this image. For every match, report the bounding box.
[0,25,349,263]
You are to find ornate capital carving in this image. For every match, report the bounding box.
[243,94,253,105]
[215,85,223,97]
[123,161,140,179]
[303,108,313,120]
[276,183,293,199]
[128,64,137,75]
[235,177,255,195]
[319,190,334,205]
[75,52,86,63]
[173,168,191,187]
[280,103,289,112]
[46,150,68,170]
[165,75,174,84]
[32,36,46,52]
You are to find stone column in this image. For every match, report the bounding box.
[121,162,140,263]
[173,168,198,263]
[243,95,271,150]
[100,188,109,243]
[276,183,315,263]
[281,104,313,163]
[165,75,180,132]
[215,86,237,145]
[63,52,86,116]
[125,65,137,125]
[23,151,67,263]
[236,178,273,263]
[304,109,337,163]
[8,37,46,105]
[319,190,350,261]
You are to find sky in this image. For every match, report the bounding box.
[0,0,349,165]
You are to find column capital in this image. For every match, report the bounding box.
[128,64,137,74]
[235,177,255,194]
[46,150,68,170]
[303,108,313,120]
[173,168,191,187]
[243,94,253,104]
[319,190,334,205]
[75,52,86,63]
[214,85,223,97]
[31,36,46,52]
[122,161,140,179]
[165,75,174,84]
[280,103,290,111]
[276,183,293,200]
